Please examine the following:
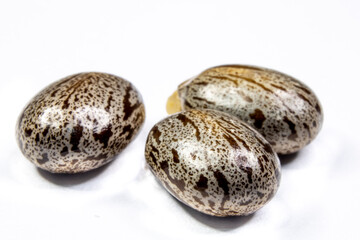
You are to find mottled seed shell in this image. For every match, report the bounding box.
[173,65,323,154]
[16,72,145,173]
[145,109,281,217]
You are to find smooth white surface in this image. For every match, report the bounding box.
[1,0,359,239]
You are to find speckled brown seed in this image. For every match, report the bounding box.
[168,65,323,154]
[145,109,281,217]
[16,72,145,173]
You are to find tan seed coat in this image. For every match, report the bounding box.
[175,65,323,154]
[16,72,145,173]
[145,109,281,216]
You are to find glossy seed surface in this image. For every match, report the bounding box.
[145,109,281,217]
[172,65,323,154]
[16,72,145,173]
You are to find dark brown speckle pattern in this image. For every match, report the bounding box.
[177,65,323,154]
[145,109,281,217]
[16,72,145,173]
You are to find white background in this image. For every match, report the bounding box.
[1,0,359,239]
